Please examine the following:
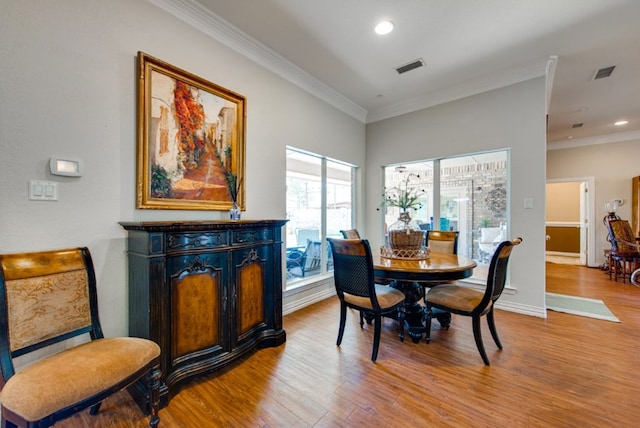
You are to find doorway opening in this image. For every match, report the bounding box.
[545,178,595,268]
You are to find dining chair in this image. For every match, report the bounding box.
[340,229,361,239]
[0,247,161,427]
[605,219,640,282]
[425,230,459,254]
[424,237,522,365]
[327,238,406,361]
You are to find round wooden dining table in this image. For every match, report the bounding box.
[372,248,477,342]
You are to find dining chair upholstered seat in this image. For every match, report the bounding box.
[425,237,522,365]
[328,238,406,361]
[425,230,459,254]
[0,247,161,427]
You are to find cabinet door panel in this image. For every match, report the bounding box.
[233,246,271,343]
[172,269,221,358]
[168,253,227,362]
[237,262,265,335]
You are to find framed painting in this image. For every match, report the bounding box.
[136,52,246,210]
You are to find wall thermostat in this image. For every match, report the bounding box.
[49,158,83,177]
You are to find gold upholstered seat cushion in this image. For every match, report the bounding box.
[426,284,487,313]
[1,337,160,422]
[343,284,405,310]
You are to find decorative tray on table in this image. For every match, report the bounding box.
[380,246,430,260]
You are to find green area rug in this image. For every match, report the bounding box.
[546,292,620,323]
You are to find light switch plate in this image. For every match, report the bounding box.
[29,180,58,201]
[523,197,534,209]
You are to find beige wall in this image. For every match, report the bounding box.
[546,182,580,222]
[547,139,640,264]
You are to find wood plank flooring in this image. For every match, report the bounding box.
[57,262,640,427]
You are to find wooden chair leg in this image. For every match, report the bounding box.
[487,308,502,350]
[371,314,382,361]
[337,303,347,346]
[472,316,490,366]
[398,306,405,342]
[608,253,613,279]
[147,366,161,428]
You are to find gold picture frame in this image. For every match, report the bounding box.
[136,52,246,210]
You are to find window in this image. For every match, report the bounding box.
[383,150,508,281]
[286,148,355,289]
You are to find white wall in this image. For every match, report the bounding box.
[0,0,365,336]
[366,78,548,315]
[547,139,640,265]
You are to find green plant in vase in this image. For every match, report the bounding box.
[383,173,425,250]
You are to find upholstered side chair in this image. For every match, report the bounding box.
[0,247,161,427]
[425,237,522,365]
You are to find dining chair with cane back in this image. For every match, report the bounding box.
[606,219,640,282]
[0,247,161,427]
[424,237,522,365]
[327,238,406,361]
[340,229,361,239]
[425,230,459,254]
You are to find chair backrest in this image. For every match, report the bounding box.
[607,219,637,252]
[426,230,459,254]
[327,238,380,309]
[477,238,522,313]
[0,247,103,384]
[340,229,361,239]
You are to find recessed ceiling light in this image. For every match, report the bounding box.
[614,120,629,126]
[375,20,394,35]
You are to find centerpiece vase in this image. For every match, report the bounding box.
[387,211,424,250]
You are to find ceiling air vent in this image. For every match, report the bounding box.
[395,58,425,75]
[571,123,583,128]
[593,65,616,80]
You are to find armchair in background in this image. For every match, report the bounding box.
[605,219,640,282]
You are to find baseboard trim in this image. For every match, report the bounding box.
[283,283,335,315]
[495,300,546,318]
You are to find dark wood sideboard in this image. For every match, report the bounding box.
[119,220,288,410]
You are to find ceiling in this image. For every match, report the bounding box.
[162,0,640,147]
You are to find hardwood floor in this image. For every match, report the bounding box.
[57,262,640,427]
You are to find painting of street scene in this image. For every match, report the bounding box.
[137,53,245,210]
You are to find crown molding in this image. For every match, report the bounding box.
[547,129,640,150]
[366,57,550,124]
[149,0,368,122]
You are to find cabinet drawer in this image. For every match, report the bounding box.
[232,228,273,245]
[166,232,228,253]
